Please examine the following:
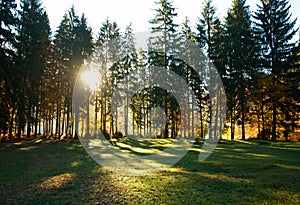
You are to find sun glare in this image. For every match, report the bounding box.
[81,70,99,91]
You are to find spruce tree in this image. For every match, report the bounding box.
[121,24,138,136]
[196,0,223,139]
[54,7,93,138]
[180,17,209,139]
[0,0,18,139]
[196,0,218,58]
[149,0,178,138]
[18,0,51,138]
[225,0,256,140]
[53,13,70,138]
[180,17,194,138]
[254,0,298,141]
[96,19,122,136]
[211,20,226,78]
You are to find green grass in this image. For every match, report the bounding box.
[0,139,299,204]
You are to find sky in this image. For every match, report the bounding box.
[41,0,300,37]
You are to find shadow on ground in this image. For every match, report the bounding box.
[0,139,299,204]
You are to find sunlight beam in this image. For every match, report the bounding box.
[81,70,99,91]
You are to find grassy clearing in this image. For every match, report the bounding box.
[0,139,299,204]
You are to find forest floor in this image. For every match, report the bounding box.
[0,138,299,204]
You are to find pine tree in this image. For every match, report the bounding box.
[211,20,226,78]
[225,0,256,140]
[0,0,18,139]
[180,17,209,139]
[211,19,228,140]
[96,19,122,136]
[279,34,300,140]
[180,17,194,138]
[70,11,93,138]
[150,0,178,41]
[54,7,93,138]
[53,12,72,138]
[149,0,178,138]
[196,0,223,139]
[18,0,51,138]
[121,24,138,136]
[196,0,218,58]
[254,0,298,141]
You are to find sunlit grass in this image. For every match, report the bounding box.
[112,137,178,154]
[37,173,76,192]
[0,139,299,204]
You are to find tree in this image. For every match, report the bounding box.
[121,24,138,136]
[279,36,300,140]
[254,0,298,141]
[17,0,51,138]
[53,7,93,138]
[196,0,218,58]
[211,20,227,140]
[149,0,178,138]
[0,0,18,139]
[180,17,195,138]
[196,0,223,139]
[69,11,93,138]
[52,12,70,138]
[224,0,256,140]
[95,19,122,137]
[180,17,209,139]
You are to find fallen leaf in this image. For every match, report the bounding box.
[281,195,287,200]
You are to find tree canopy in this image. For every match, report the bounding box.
[0,0,299,142]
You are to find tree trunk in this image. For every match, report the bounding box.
[86,91,90,136]
[241,81,246,140]
[34,105,39,138]
[66,105,70,137]
[74,105,79,139]
[192,95,195,138]
[230,107,235,140]
[271,103,277,141]
[27,106,32,138]
[103,97,106,133]
[241,104,246,140]
[257,108,261,139]
[164,94,169,138]
[8,109,14,140]
[124,78,129,136]
[200,99,204,139]
[55,102,61,139]
[94,95,98,135]
[61,107,65,138]
[209,99,213,139]
[188,92,191,138]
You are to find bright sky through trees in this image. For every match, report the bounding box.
[42,0,300,35]
[81,70,99,91]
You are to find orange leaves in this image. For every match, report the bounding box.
[281,194,287,200]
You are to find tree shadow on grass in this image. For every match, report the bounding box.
[0,140,129,205]
[1,140,299,204]
[167,140,300,204]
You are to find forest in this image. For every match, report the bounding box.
[0,0,299,142]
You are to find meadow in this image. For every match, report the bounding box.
[0,139,299,204]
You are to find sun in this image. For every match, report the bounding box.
[81,70,99,91]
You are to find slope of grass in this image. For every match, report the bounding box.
[0,139,299,204]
